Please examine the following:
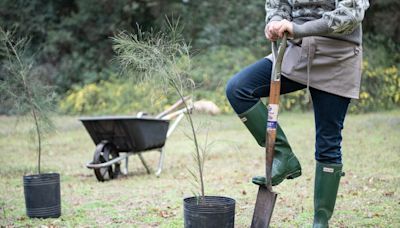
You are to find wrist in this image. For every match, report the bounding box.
[267,15,284,24]
[292,19,331,38]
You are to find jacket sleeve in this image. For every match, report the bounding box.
[293,0,370,38]
[265,0,292,24]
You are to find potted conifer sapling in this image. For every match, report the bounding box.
[113,20,235,228]
[0,28,60,218]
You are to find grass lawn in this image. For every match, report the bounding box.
[0,111,399,227]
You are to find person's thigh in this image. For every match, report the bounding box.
[226,58,306,114]
[310,87,351,164]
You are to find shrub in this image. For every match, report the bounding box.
[349,61,400,113]
[59,46,258,115]
[59,76,177,115]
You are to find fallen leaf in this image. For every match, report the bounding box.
[159,210,176,218]
[350,191,359,196]
[160,210,169,218]
[384,191,394,197]
[366,212,380,218]
[368,177,374,184]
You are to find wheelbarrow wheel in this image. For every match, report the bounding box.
[93,142,120,182]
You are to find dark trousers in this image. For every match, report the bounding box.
[226,58,350,164]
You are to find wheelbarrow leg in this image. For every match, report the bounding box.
[124,153,129,175]
[138,153,151,174]
[155,148,165,177]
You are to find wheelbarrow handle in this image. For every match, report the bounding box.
[156,96,191,119]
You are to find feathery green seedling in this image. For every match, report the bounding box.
[0,27,55,174]
[113,19,207,198]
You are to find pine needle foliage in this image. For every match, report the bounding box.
[0,27,55,174]
[112,19,206,198]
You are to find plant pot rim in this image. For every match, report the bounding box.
[184,195,235,200]
[184,195,235,214]
[23,173,60,186]
[23,172,60,178]
[184,195,235,208]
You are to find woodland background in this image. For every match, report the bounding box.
[1,0,399,115]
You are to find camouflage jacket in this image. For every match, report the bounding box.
[265,0,370,44]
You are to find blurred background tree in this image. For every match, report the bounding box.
[1,0,399,115]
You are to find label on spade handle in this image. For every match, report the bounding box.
[267,104,279,130]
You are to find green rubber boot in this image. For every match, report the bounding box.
[238,100,301,186]
[313,161,343,228]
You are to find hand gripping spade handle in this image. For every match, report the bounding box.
[251,33,288,228]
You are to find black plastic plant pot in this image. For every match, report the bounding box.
[23,173,61,218]
[184,196,235,228]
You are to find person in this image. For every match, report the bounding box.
[225,0,370,227]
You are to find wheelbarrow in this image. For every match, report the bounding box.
[81,97,192,182]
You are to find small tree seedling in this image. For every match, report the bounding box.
[112,19,207,198]
[0,27,55,174]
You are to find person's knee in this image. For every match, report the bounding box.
[225,77,234,98]
[225,75,239,102]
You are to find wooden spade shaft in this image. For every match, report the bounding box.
[265,80,281,189]
[265,33,287,188]
[251,33,287,228]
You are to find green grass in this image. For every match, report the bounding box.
[0,111,399,227]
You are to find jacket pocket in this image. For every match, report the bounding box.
[315,37,360,64]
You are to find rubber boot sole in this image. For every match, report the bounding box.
[272,169,302,186]
[252,169,302,186]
